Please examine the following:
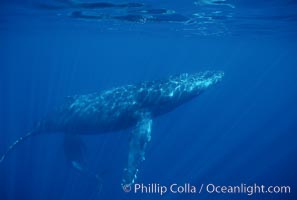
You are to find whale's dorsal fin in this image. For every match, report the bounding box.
[122,112,152,186]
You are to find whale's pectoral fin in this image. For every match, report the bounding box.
[63,134,104,191]
[122,112,152,186]
[63,134,87,172]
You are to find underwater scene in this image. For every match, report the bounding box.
[0,0,297,199]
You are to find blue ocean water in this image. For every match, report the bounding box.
[0,0,297,199]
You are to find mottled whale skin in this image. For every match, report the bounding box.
[0,71,224,187]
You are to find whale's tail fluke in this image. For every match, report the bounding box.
[0,131,39,163]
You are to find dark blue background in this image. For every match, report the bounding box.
[0,0,296,199]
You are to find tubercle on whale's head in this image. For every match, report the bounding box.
[192,70,224,90]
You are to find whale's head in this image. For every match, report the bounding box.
[169,71,224,94]
[159,70,224,107]
[192,70,224,90]
[180,70,224,98]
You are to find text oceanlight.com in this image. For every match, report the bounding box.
[122,183,291,196]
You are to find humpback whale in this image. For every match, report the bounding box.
[0,71,224,187]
